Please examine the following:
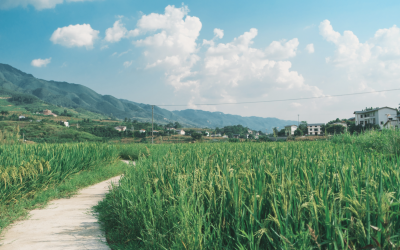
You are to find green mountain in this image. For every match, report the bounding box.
[0,63,196,126]
[0,63,296,131]
[172,109,296,131]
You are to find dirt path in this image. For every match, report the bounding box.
[0,174,124,250]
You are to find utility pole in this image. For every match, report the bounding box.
[152,105,154,144]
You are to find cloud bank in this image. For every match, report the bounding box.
[108,5,322,109]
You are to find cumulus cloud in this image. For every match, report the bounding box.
[31,57,51,67]
[105,20,127,43]
[104,19,139,43]
[50,24,99,49]
[0,0,95,10]
[305,43,314,53]
[319,20,372,67]
[265,38,299,60]
[128,5,322,108]
[132,5,202,89]
[200,29,321,99]
[319,19,400,91]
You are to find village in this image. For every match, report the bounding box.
[10,105,399,144]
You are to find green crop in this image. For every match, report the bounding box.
[97,141,400,249]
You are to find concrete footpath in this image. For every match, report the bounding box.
[0,175,121,250]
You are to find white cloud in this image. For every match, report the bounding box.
[31,57,51,67]
[305,43,314,53]
[100,45,109,50]
[213,28,224,39]
[0,0,95,10]
[265,38,299,60]
[105,20,128,43]
[319,19,400,93]
[132,5,202,89]
[50,24,99,49]
[129,5,322,108]
[123,61,133,68]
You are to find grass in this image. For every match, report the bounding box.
[331,129,400,155]
[0,161,129,234]
[0,130,145,234]
[95,134,400,249]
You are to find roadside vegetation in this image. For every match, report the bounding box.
[0,129,149,234]
[95,130,400,249]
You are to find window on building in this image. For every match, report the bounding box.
[380,121,383,125]
[361,115,363,118]
[360,121,364,125]
[314,128,318,131]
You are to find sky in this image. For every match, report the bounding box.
[1,0,400,123]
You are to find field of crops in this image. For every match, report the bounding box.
[96,139,400,249]
[0,140,144,232]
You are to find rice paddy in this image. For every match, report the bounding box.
[96,133,400,249]
[0,140,135,232]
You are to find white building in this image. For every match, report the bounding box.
[19,115,25,119]
[114,126,127,132]
[354,107,398,129]
[211,133,222,137]
[204,131,210,136]
[285,125,297,136]
[176,129,185,135]
[248,130,253,134]
[139,129,146,133]
[62,121,69,127]
[307,123,324,135]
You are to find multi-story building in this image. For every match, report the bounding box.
[285,125,297,136]
[307,123,324,135]
[354,107,398,129]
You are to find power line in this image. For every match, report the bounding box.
[155,88,400,107]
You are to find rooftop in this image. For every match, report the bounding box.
[308,123,324,126]
[354,106,397,114]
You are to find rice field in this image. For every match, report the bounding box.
[96,139,400,249]
[0,138,143,232]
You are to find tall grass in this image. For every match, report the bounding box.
[0,128,151,232]
[96,142,400,249]
[331,129,400,155]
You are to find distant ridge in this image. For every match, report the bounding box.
[0,63,297,130]
[173,109,296,131]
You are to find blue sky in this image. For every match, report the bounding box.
[1,0,400,122]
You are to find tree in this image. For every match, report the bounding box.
[294,128,303,136]
[191,132,202,141]
[1,110,9,116]
[299,121,307,135]
[174,122,182,129]
[278,129,286,136]
[273,127,279,137]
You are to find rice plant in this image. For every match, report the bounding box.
[96,141,400,249]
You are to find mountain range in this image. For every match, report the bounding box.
[0,63,296,131]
